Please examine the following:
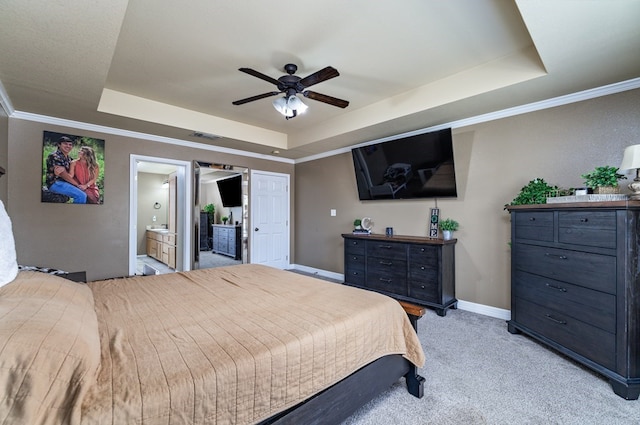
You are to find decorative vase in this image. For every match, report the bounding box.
[594,186,619,194]
[442,230,453,240]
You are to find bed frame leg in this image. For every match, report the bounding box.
[405,365,425,398]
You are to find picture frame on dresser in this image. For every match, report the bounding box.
[507,201,640,400]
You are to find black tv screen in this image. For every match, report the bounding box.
[216,174,242,207]
[352,128,457,200]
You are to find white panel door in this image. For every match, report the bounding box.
[250,170,289,269]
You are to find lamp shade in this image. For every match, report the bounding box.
[272,97,287,114]
[287,95,308,113]
[272,97,294,117]
[620,144,640,170]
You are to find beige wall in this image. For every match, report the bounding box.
[7,119,294,281]
[294,88,640,310]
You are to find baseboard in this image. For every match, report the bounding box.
[290,264,512,321]
[456,300,511,321]
[290,264,344,282]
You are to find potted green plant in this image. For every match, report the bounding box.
[221,216,229,225]
[439,218,459,240]
[504,178,558,209]
[581,166,626,194]
[203,203,215,225]
[353,218,362,230]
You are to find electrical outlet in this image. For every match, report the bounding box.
[330,209,337,216]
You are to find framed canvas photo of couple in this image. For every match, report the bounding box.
[41,131,105,205]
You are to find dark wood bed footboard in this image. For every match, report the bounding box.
[258,354,424,425]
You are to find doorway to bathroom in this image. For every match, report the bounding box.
[128,155,192,276]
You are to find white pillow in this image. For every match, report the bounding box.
[0,200,18,287]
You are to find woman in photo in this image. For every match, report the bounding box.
[69,146,101,204]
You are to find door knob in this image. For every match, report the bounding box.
[255,227,259,231]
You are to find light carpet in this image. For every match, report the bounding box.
[342,308,640,425]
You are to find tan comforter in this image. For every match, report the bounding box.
[1,265,424,425]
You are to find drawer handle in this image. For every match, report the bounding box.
[545,314,567,325]
[352,241,358,245]
[379,261,393,266]
[352,256,359,260]
[420,248,425,252]
[379,278,392,283]
[420,266,425,270]
[580,218,588,222]
[545,253,568,260]
[378,245,393,249]
[420,285,425,289]
[529,217,536,221]
[351,271,359,276]
[545,283,567,292]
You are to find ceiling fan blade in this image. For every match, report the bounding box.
[232,91,280,105]
[238,68,281,86]
[299,66,340,88]
[303,91,349,108]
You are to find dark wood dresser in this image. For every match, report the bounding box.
[342,233,457,316]
[507,201,640,399]
[212,224,242,260]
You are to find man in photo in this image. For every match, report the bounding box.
[44,136,87,203]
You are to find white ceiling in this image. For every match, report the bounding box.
[1,0,639,160]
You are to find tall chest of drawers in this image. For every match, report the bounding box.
[507,203,640,399]
[342,233,457,316]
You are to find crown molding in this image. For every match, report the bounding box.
[9,111,294,164]
[4,76,639,165]
[295,77,640,164]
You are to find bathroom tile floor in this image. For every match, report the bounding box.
[136,250,241,276]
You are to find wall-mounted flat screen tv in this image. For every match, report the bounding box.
[351,128,456,200]
[216,174,242,207]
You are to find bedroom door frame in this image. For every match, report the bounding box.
[128,155,193,275]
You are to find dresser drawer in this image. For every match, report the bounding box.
[344,247,365,286]
[514,211,554,242]
[514,243,616,294]
[345,251,365,266]
[513,270,616,333]
[344,264,366,286]
[409,280,438,303]
[367,241,407,261]
[367,257,407,294]
[515,297,615,370]
[344,238,366,255]
[409,263,438,283]
[558,211,616,248]
[409,245,439,268]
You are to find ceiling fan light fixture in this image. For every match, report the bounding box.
[273,95,305,119]
[287,95,308,113]
[272,96,287,114]
[235,63,348,119]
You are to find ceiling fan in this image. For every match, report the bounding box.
[232,63,349,119]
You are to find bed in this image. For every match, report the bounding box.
[0,264,425,424]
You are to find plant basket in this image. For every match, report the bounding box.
[594,186,620,194]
